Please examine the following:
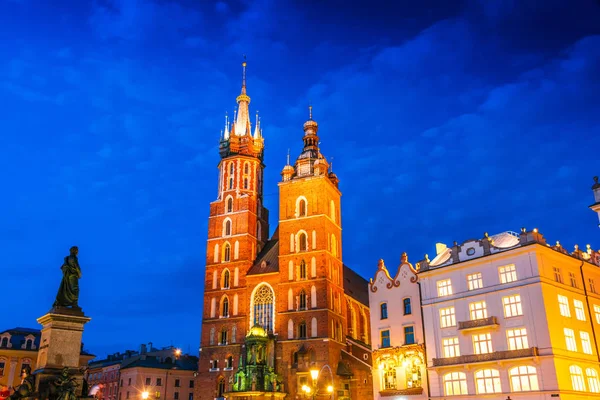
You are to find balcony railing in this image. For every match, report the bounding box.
[458,316,499,331]
[432,347,538,367]
[380,387,423,396]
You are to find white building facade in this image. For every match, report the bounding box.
[417,229,600,400]
[368,254,428,400]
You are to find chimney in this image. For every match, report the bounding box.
[591,176,600,227]
[140,344,147,354]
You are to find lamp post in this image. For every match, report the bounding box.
[302,365,334,400]
[142,392,149,400]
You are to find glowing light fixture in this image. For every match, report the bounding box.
[142,392,149,400]
[310,368,319,381]
[327,385,333,393]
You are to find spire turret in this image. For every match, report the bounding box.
[224,112,230,140]
[253,111,261,139]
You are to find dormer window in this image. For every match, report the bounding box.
[0,336,9,348]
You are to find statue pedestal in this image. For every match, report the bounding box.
[33,308,91,398]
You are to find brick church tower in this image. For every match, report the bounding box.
[196,63,372,400]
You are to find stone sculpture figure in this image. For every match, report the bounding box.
[53,246,82,309]
[9,365,35,400]
[54,367,78,400]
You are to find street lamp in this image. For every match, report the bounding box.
[142,392,149,400]
[305,366,334,400]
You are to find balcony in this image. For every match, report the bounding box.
[380,387,423,397]
[458,316,499,331]
[432,347,538,367]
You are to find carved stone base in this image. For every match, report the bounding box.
[34,367,85,400]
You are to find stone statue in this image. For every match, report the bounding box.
[53,247,82,309]
[54,367,78,400]
[8,365,35,400]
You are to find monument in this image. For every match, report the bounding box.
[33,246,91,400]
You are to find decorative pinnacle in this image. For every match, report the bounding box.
[287,148,290,165]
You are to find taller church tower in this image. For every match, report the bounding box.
[197,60,269,396]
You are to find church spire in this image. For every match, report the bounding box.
[235,58,251,136]
[224,112,230,140]
[253,111,261,139]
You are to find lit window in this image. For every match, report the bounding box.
[507,328,529,350]
[509,366,539,392]
[564,328,577,351]
[404,326,415,345]
[437,279,453,297]
[443,372,467,396]
[381,330,390,348]
[574,300,586,321]
[475,369,501,394]
[503,295,523,318]
[380,303,388,320]
[467,273,483,290]
[570,272,577,288]
[469,301,488,320]
[590,279,597,294]
[499,264,517,284]
[587,368,600,393]
[581,331,593,355]
[558,295,571,317]
[442,337,460,358]
[595,305,600,324]
[440,307,456,328]
[403,298,412,315]
[554,267,563,283]
[570,365,586,391]
[473,333,493,354]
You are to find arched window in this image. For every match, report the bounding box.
[586,368,600,393]
[244,162,249,174]
[444,372,467,396]
[403,298,412,315]
[298,321,307,339]
[226,356,233,369]
[299,198,307,217]
[224,219,232,236]
[475,369,501,394]
[509,366,539,392]
[251,284,275,332]
[299,290,307,310]
[1,337,8,347]
[217,377,226,398]
[288,289,293,310]
[25,339,32,350]
[230,163,234,174]
[213,244,219,263]
[244,178,248,189]
[298,232,307,252]
[220,328,228,345]
[223,243,231,262]
[311,285,317,308]
[288,319,294,339]
[210,298,217,318]
[299,260,307,279]
[222,297,229,317]
[233,294,238,315]
[228,176,233,190]
[311,317,317,338]
[331,234,337,257]
[222,270,230,289]
[330,200,336,222]
[571,365,586,391]
[226,197,233,213]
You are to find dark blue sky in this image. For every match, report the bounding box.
[2,0,599,358]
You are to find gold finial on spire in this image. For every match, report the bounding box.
[242,55,247,91]
[287,148,290,165]
[309,103,313,120]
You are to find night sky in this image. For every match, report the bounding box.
[2,0,600,358]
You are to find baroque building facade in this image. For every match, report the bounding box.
[417,229,600,399]
[196,62,372,400]
[368,255,427,400]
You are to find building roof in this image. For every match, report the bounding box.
[247,239,280,275]
[0,327,40,350]
[343,265,369,306]
[120,355,198,371]
[417,228,600,272]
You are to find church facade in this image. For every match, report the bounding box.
[195,62,373,400]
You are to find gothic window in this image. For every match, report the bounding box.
[299,199,307,217]
[299,290,307,310]
[230,163,234,175]
[251,284,275,332]
[299,260,307,279]
[222,297,229,317]
[228,176,233,190]
[224,219,232,236]
[244,178,248,189]
[226,197,233,213]
[222,270,230,289]
[217,378,225,398]
[298,321,307,339]
[226,356,233,369]
[223,243,231,262]
[298,232,308,252]
[244,163,249,175]
[220,328,228,345]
